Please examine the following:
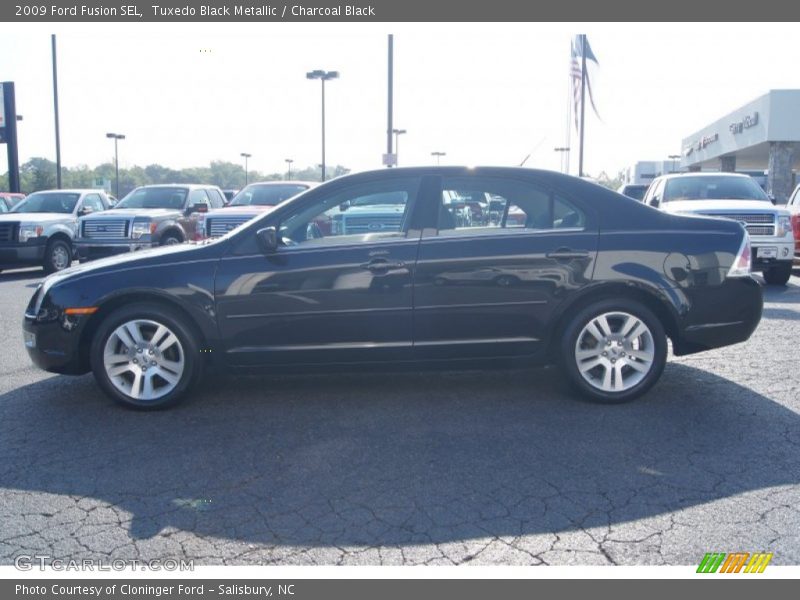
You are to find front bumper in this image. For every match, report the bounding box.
[75,239,152,260]
[674,276,763,356]
[750,240,794,270]
[0,239,47,267]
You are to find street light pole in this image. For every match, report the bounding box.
[105,133,125,198]
[392,129,406,167]
[306,70,339,182]
[285,158,294,180]
[240,152,251,186]
[668,154,681,174]
[431,151,446,166]
[554,147,570,174]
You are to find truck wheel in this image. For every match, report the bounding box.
[763,263,792,286]
[160,234,182,246]
[90,302,201,409]
[43,239,72,274]
[559,298,667,404]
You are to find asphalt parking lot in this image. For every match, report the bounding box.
[1,267,799,567]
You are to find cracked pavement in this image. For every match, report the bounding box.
[1,268,799,566]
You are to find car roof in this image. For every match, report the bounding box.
[28,189,105,194]
[133,184,220,189]
[657,172,751,181]
[243,180,317,187]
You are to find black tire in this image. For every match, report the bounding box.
[89,302,201,410]
[762,263,792,286]
[43,238,73,274]
[559,298,668,404]
[159,233,182,246]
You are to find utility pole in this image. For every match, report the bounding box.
[52,34,62,189]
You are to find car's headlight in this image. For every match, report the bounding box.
[131,220,155,239]
[776,215,793,238]
[18,224,44,242]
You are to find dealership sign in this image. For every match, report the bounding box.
[729,111,759,135]
[683,132,719,156]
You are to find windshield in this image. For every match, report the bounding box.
[351,191,407,207]
[116,187,188,209]
[12,192,79,214]
[663,176,769,202]
[230,184,308,206]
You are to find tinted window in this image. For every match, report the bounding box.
[230,184,310,207]
[189,189,210,207]
[279,178,420,247]
[436,177,585,236]
[663,176,769,202]
[207,188,225,208]
[83,194,106,213]
[12,192,80,214]
[117,187,188,209]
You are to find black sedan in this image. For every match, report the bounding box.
[22,167,763,409]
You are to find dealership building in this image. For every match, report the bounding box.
[680,89,800,202]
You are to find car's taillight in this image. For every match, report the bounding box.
[727,233,752,278]
[792,214,800,240]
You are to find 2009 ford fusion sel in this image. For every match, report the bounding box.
[22,167,763,409]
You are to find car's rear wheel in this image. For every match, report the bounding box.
[560,299,667,403]
[762,263,792,286]
[43,239,72,273]
[90,303,201,409]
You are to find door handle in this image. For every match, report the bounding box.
[546,248,590,260]
[360,259,406,272]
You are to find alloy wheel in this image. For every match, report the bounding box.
[574,311,655,393]
[102,319,185,401]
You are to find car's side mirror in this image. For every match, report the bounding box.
[768,194,777,205]
[188,203,208,214]
[650,197,660,208]
[78,206,93,216]
[256,226,279,254]
[339,201,350,212]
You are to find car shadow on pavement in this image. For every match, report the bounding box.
[1,360,799,558]
[0,269,43,285]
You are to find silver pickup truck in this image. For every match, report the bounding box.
[644,172,795,285]
[0,189,110,273]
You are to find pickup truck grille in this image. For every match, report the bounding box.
[342,215,403,235]
[206,215,252,238]
[697,212,775,237]
[82,219,129,239]
[0,222,19,242]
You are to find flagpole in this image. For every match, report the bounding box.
[578,34,587,177]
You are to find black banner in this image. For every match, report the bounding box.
[4,0,800,22]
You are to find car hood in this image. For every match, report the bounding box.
[205,205,276,218]
[661,199,777,214]
[0,212,74,223]
[82,208,182,219]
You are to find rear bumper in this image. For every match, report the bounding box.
[674,276,763,356]
[0,240,47,267]
[75,239,152,260]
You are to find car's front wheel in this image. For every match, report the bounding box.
[90,303,201,409]
[762,263,792,286]
[560,299,667,403]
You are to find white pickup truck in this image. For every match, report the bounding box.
[643,172,795,285]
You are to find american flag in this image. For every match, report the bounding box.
[570,34,600,133]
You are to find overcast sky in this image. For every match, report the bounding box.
[1,22,797,178]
